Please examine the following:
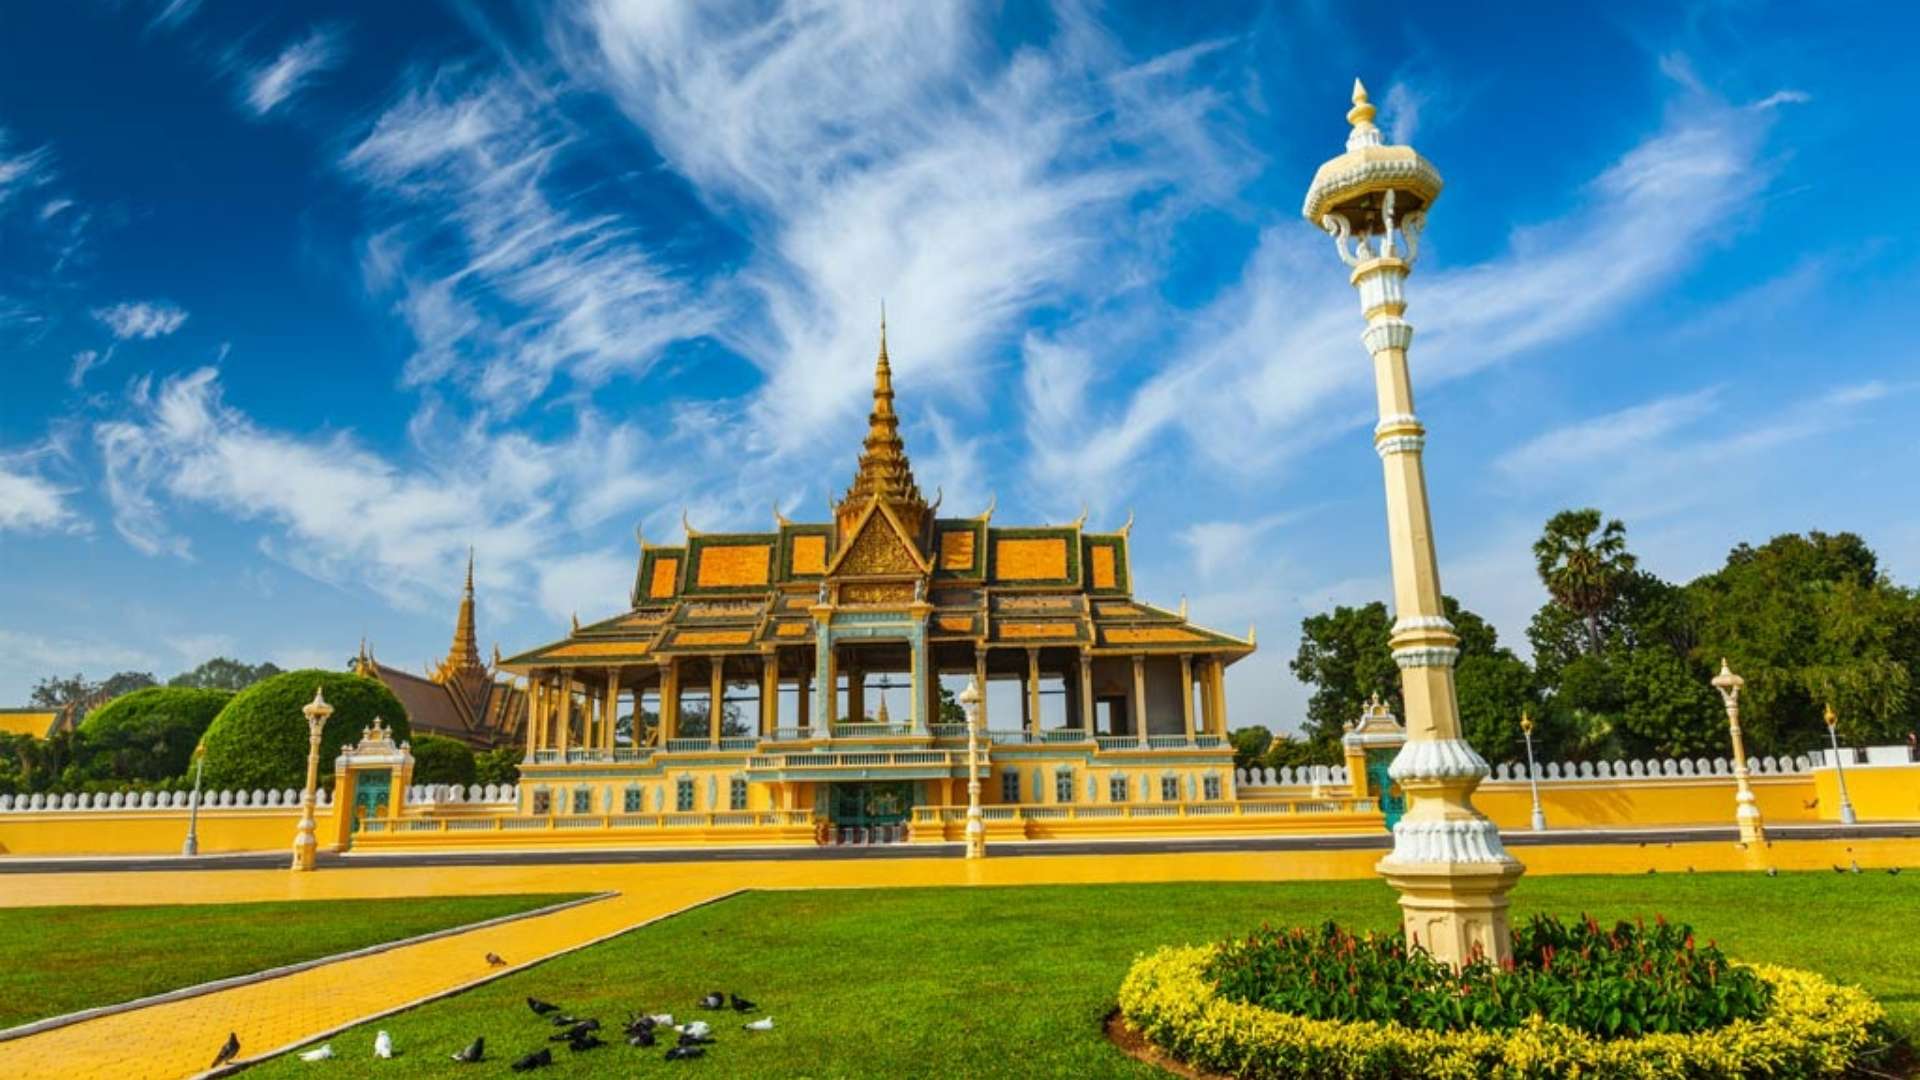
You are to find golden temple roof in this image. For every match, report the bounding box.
[836,310,929,544]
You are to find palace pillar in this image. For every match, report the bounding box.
[1180,654,1196,746]
[761,650,779,738]
[658,658,680,743]
[797,660,812,736]
[1078,653,1094,734]
[910,631,930,734]
[1025,649,1041,737]
[974,648,990,731]
[604,668,619,751]
[557,672,573,754]
[710,657,725,748]
[846,653,864,724]
[1132,655,1149,746]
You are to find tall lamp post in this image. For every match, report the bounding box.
[1304,80,1522,966]
[182,742,206,856]
[291,687,332,872]
[1710,659,1765,845]
[1520,712,1546,832]
[1824,703,1858,826]
[960,678,985,860]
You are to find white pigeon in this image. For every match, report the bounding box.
[649,1013,674,1027]
[299,1044,334,1062]
[675,1020,711,1039]
[744,1017,775,1032]
[374,1030,394,1059]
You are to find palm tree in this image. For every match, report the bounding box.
[1533,509,1637,655]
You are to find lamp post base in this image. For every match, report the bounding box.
[1529,808,1547,832]
[291,819,317,872]
[1377,858,1525,968]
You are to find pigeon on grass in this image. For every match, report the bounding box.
[510,1047,552,1071]
[744,1017,775,1032]
[665,1045,707,1061]
[298,1044,333,1062]
[699,991,726,1010]
[730,993,757,1013]
[526,997,559,1016]
[374,1031,395,1058]
[450,1036,485,1063]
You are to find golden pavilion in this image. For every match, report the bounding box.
[499,323,1253,839]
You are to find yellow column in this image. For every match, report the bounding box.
[797,661,811,736]
[525,673,542,756]
[1180,655,1196,746]
[659,659,679,743]
[1025,648,1041,737]
[604,669,619,752]
[710,657,724,748]
[1212,659,1230,735]
[1132,655,1148,746]
[847,655,864,723]
[974,648,989,731]
[761,651,779,737]
[556,673,572,754]
[1077,653,1094,733]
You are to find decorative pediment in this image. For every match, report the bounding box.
[826,499,931,578]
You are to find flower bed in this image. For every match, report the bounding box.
[1118,919,1890,1079]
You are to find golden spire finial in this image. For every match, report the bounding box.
[435,546,483,685]
[836,305,927,542]
[1348,78,1376,128]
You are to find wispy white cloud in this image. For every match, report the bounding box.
[0,441,83,534]
[68,348,107,388]
[1752,89,1810,110]
[0,128,52,209]
[148,0,201,31]
[92,300,188,339]
[1494,387,1722,479]
[242,27,345,117]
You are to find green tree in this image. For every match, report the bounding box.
[475,746,522,786]
[1260,732,1328,771]
[1533,509,1638,655]
[200,670,410,790]
[1612,647,1724,759]
[169,657,284,691]
[410,735,477,787]
[937,684,966,725]
[75,687,233,784]
[1454,652,1542,766]
[1228,726,1273,771]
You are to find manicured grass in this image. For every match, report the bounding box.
[0,894,576,1030]
[242,870,1918,1078]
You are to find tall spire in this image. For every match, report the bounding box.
[836,307,928,542]
[437,546,484,681]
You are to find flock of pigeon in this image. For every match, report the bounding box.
[209,989,774,1070]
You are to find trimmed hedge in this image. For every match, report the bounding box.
[410,735,476,787]
[76,687,233,782]
[201,670,409,791]
[1120,942,1890,1079]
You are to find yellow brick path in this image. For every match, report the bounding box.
[2,836,1916,1080]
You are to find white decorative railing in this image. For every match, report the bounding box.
[1486,755,1814,781]
[1235,765,1351,788]
[0,787,333,811]
[403,783,521,807]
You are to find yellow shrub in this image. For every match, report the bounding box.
[1118,944,1888,1079]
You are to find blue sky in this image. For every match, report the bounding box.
[2,1,1915,728]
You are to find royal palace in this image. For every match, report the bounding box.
[488,325,1257,843]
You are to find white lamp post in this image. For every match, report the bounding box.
[1304,79,1521,966]
[960,677,985,860]
[291,687,332,872]
[1710,659,1765,845]
[1824,703,1858,826]
[1520,711,1546,832]
[182,743,206,856]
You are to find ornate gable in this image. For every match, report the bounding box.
[828,500,930,578]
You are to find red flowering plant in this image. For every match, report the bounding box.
[1204,914,1770,1039]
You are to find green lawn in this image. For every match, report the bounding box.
[241,870,1918,1078]
[0,894,575,1031]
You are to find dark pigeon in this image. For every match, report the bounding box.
[486,953,507,967]
[511,1047,553,1071]
[627,1027,657,1048]
[527,997,559,1016]
[665,1045,707,1061]
[730,994,757,1013]
[568,1033,607,1052]
[699,991,726,1010]
[550,1020,600,1042]
[451,1036,485,1063]
[211,1032,241,1069]
[549,1015,579,1027]
[678,1031,715,1047]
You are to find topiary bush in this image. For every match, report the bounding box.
[77,687,233,783]
[200,670,409,791]
[410,734,476,787]
[475,746,522,786]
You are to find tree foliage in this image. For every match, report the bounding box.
[200,670,410,790]
[475,746,522,786]
[1533,509,1637,655]
[75,687,232,784]
[410,735,477,787]
[169,657,284,691]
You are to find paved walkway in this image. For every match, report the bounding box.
[2,834,1917,1080]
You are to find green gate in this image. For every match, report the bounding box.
[1365,748,1405,831]
[830,782,913,827]
[351,771,391,834]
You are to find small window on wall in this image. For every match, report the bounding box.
[1000,770,1020,804]
[1108,775,1129,803]
[1054,769,1075,803]
[532,789,552,815]
[729,777,748,811]
[676,777,695,812]
[1203,774,1223,800]
[572,787,592,814]
[1160,775,1180,802]
[623,787,642,813]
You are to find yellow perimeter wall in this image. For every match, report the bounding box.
[0,807,318,857]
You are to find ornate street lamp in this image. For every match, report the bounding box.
[182,742,206,857]
[1519,712,1546,832]
[960,677,985,860]
[1303,79,1522,966]
[1710,659,1765,844]
[291,687,332,872]
[1824,703,1858,826]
